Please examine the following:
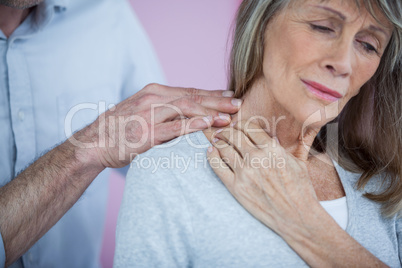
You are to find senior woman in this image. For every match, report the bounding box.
[114,0,401,267]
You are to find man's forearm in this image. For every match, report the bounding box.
[0,127,104,266]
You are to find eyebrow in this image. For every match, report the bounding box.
[368,25,390,39]
[314,5,346,20]
[313,5,391,38]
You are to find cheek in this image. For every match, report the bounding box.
[339,61,379,112]
[361,62,380,84]
[263,25,316,84]
[349,60,380,98]
[287,29,321,62]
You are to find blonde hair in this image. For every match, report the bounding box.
[229,0,402,217]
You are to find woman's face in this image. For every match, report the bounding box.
[261,0,393,126]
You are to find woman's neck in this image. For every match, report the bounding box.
[205,77,311,158]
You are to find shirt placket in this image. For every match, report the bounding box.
[5,4,59,267]
[6,38,39,268]
[0,33,16,185]
[6,38,37,177]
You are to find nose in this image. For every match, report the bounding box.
[321,39,354,78]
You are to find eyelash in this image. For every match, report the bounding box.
[310,24,379,55]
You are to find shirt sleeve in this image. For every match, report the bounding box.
[114,152,194,267]
[0,231,5,268]
[397,216,402,265]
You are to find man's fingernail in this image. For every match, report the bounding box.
[222,91,234,97]
[218,113,231,121]
[213,138,219,144]
[207,146,213,153]
[231,98,242,107]
[230,121,236,127]
[203,116,213,124]
[215,128,223,134]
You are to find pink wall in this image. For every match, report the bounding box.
[100,1,240,267]
[131,0,239,89]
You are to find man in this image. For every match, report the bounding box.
[0,0,241,267]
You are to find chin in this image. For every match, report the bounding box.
[295,104,337,130]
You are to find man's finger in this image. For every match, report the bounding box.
[151,96,240,123]
[176,87,235,98]
[153,116,214,143]
[152,102,233,127]
[147,83,236,98]
[173,95,242,115]
[293,127,321,161]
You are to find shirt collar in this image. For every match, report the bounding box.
[37,0,69,18]
[17,0,68,38]
[51,0,69,12]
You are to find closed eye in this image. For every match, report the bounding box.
[310,24,334,33]
[311,23,380,56]
[358,41,379,55]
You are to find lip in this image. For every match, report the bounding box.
[302,79,343,102]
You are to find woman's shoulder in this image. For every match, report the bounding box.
[333,160,392,194]
[333,161,392,215]
[124,130,228,211]
[126,131,213,180]
[140,131,209,158]
[334,160,400,222]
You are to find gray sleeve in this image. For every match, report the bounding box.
[114,160,195,267]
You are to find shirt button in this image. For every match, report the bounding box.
[8,38,18,48]
[26,252,32,261]
[18,110,25,121]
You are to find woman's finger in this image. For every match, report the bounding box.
[233,120,277,150]
[293,126,321,162]
[212,139,242,172]
[206,145,235,189]
[214,127,258,157]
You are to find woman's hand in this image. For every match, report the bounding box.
[207,120,321,240]
[207,120,387,267]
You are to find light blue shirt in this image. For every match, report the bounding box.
[0,0,165,267]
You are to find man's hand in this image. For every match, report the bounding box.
[0,83,240,266]
[73,83,241,169]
